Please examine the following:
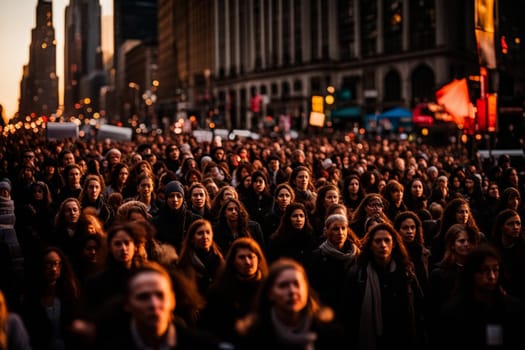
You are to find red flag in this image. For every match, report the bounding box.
[436,78,472,127]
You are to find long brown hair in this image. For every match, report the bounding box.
[0,290,7,350]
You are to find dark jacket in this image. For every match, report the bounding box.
[99,316,222,350]
[437,290,525,350]
[153,204,201,251]
[342,260,426,350]
[213,220,266,256]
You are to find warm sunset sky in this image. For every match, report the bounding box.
[0,0,112,121]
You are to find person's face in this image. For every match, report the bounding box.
[488,184,500,199]
[168,147,180,160]
[221,189,236,204]
[68,168,81,186]
[391,187,403,204]
[86,179,101,201]
[239,149,248,160]
[474,257,500,293]
[63,201,80,224]
[455,204,470,224]
[214,149,225,161]
[44,251,62,284]
[323,190,339,207]
[290,209,305,230]
[126,272,175,337]
[242,176,252,188]
[269,159,279,171]
[253,177,266,193]
[233,247,259,278]
[23,167,34,180]
[225,202,239,222]
[276,188,292,210]
[34,187,45,201]
[45,165,55,175]
[398,218,417,244]
[437,177,448,187]
[377,180,386,193]
[240,167,250,179]
[191,188,206,208]
[0,188,9,199]
[410,180,424,197]
[326,219,348,249]
[118,168,129,184]
[348,179,360,194]
[507,196,520,210]
[206,182,219,198]
[269,267,308,315]
[502,214,522,240]
[62,152,75,166]
[509,170,519,186]
[167,192,184,210]
[294,170,309,191]
[110,230,136,267]
[138,178,154,198]
[452,231,471,257]
[371,230,394,264]
[193,223,213,251]
[108,153,121,164]
[83,239,99,264]
[464,178,474,190]
[86,223,97,235]
[365,198,384,216]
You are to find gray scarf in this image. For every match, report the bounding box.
[271,308,317,350]
[359,260,397,350]
[318,239,358,269]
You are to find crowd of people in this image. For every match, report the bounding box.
[1,128,525,349]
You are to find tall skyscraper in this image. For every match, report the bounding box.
[64,0,107,116]
[19,0,59,118]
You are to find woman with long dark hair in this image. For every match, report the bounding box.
[21,246,82,350]
[267,202,316,266]
[261,183,295,241]
[341,223,426,349]
[176,218,225,297]
[212,197,266,255]
[199,237,268,344]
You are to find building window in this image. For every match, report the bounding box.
[293,79,303,92]
[293,0,302,63]
[338,0,356,60]
[384,0,403,53]
[310,76,322,94]
[271,83,279,96]
[384,69,401,101]
[360,0,377,57]
[411,65,435,105]
[410,0,435,50]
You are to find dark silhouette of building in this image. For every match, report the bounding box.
[18,0,59,118]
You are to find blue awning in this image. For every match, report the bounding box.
[379,107,412,119]
[331,106,362,119]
